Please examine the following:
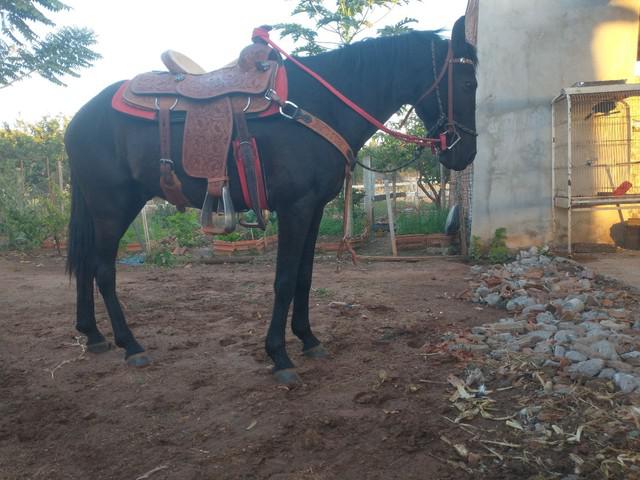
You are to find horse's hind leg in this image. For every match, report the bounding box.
[75,264,111,353]
[291,206,328,358]
[93,205,150,366]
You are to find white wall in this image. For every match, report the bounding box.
[471,0,639,247]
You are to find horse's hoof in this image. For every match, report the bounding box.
[86,341,112,354]
[303,344,329,359]
[273,368,302,385]
[126,353,152,368]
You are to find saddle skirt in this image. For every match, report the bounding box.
[111,42,288,197]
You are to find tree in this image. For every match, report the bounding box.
[362,109,447,208]
[0,0,100,88]
[275,0,419,55]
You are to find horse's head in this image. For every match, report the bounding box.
[413,16,477,171]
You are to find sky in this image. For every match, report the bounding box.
[0,0,468,124]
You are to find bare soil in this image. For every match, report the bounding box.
[0,249,637,479]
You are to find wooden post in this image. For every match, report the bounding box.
[141,204,151,252]
[392,172,397,216]
[384,177,398,256]
[344,174,353,237]
[363,156,375,232]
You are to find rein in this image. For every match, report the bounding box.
[252,27,447,151]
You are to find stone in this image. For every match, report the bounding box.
[590,340,620,361]
[527,330,555,342]
[470,265,483,274]
[579,321,602,332]
[476,286,491,298]
[613,373,640,393]
[578,279,591,290]
[554,345,566,358]
[558,322,583,332]
[522,304,547,315]
[584,329,610,341]
[600,320,627,331]
[568,358,604,378]
[494,332,515,343]
[621,351,640,366]
[538,323,558,333]
[581,310,608,322]
[471,326,488,335]
[554,330,577,344]
[485,293,502,306]
[543,359,561,368]
[506,296,535,311]
[598,368,616,380]
[606,360,635,373]
[534,341,552,354]
[565,350,588,363]
[486,320,528,333]
[536,311,557,325]
[609,309,631,321]
[539,255,552,265]
[563,298,585,313]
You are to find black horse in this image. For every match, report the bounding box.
[65,16,477,383]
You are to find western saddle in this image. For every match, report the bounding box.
[118,27,354,234]
[121,38,283,232]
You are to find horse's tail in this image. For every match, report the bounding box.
[66,171,95,279]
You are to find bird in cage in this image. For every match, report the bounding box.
[584,99,619,120]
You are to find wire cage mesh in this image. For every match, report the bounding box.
[553,84,640,200]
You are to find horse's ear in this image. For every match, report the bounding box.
[451,15,466,52]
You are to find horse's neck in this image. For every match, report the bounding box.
[285,42,412,152]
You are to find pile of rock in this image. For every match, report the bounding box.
[466,247,640,394]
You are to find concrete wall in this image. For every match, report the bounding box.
[471,0,639,248]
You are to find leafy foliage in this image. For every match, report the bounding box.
[0,0,100,88]
[0,117,70,250]
[470,228,512,264]
[275,0,418,55]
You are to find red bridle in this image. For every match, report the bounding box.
[252,27,475,153]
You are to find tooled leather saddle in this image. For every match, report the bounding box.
[113,37,286,229]
[112,27,354,233]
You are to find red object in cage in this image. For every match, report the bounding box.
[613,181,632,196]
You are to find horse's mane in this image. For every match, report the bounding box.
[296,29,477,79]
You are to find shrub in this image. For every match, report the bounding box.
[0,175,69,251]
[470,228,512,264]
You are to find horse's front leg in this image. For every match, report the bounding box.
[266,199,317,384]
[290,206,328,358]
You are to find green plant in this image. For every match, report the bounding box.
[469,228,513,264]
[162,209,205,247]
[215,231,244,242]
[0,173,70,251]
[470,235,483,261]
[145,242,176,267]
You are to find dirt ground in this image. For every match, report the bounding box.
[0,248,638,479]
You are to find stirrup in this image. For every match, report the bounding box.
[200,187,236,235]
[239,210,270,229]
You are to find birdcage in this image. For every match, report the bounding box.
[552,81,640,254]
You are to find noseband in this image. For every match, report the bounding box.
[403,40,478,154]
